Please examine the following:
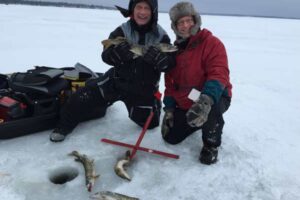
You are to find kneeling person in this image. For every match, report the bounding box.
[161,2,232,165]
[50,0,176,142]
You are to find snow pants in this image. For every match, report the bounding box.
[162,96,231,147]
[56,68,161,136]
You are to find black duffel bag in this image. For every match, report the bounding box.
[0,63,102,139]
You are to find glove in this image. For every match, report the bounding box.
[161,110,174,138]
[110,41,134,65]
[186,94,214,127]
[144,46,169,71]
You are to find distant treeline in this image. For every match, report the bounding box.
[0,0,115,10]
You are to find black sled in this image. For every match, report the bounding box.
[0,63,103,139]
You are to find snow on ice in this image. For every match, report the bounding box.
[0,4,300,200]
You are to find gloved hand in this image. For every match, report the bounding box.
[186,94,214,127]
[110,41,134,65]
[144,46,169,71]
[161,110,174,138]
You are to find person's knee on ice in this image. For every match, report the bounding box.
[128,103,161,129]
[162,133,183,145]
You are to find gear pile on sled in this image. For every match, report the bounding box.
[0,63,102,139]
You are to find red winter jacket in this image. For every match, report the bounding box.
[164,29,232,110]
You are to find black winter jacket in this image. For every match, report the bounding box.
[101,21,176,98]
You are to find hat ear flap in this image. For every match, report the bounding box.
[171,21,182,38]
[190,14,201,36]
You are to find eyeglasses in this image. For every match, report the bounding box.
[176,18,194,27]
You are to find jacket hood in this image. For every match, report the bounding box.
[116,0,158,29]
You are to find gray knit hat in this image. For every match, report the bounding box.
[169,2,201,38]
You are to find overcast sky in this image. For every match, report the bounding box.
[24,0,300,19]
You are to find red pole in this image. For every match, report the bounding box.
[129,111,154,160]
[101,138,179,159]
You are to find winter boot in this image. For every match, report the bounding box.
[50,129,66,142]
[199,145,218,165]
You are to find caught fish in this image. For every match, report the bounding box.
[69,151,100,192]
[90,191,139,200]
[101,37,127,49]
[101,37,178,58]
[130,43,178,57]
[114,150,131,181]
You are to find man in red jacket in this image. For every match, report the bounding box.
[162,2,232,165]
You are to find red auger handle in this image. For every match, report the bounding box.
[130,111,154,160]
[101,138,179,159]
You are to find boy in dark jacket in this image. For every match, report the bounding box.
[161,2,232,165]
[50,0,175,142]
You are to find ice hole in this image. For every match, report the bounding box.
[49,166,79,184]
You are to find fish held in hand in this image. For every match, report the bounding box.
[130,43,178,57]
[101,37,178,58]
[101,37,127,49]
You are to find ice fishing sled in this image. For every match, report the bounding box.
[0,63,104,139]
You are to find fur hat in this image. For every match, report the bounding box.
[169,2,201,38]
